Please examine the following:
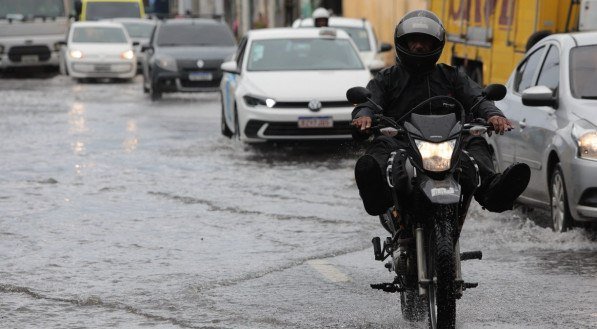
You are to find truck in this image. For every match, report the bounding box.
[429,0,597,85]
[0,0,72,70]
[74,0,145,21]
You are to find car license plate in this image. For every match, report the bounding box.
[94,64,111,72]
[188,72,212,81]
[298,116,333,128]
[21,55,38,64]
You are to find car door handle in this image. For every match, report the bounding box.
[519,119,527,129]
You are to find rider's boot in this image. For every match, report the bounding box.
[355,155,393,216]
[476,163,531,212]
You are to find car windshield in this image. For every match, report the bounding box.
[156,24,236,47]
[85,2,141,20]
[72,26,128,43]
[122,22,154,38]
[0,0,65,18]
[336,27,371,51]
[247,38,364,71]
[570,45,597,99]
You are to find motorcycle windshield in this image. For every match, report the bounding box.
[406,113,461,142]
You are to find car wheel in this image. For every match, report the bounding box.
[550,164,573,232]
[150,82,162,101]
[220,94,233,138]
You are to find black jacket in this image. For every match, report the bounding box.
[352,63,504,122]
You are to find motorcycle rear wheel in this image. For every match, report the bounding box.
[427,205,457,329]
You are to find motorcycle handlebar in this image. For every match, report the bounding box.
[363,116,507,138]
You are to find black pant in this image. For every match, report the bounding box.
[359,135,496,209]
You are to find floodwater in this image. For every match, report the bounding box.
[1,73,595,328]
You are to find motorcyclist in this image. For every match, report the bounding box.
[351,10,530,217]
[312,7,330,27]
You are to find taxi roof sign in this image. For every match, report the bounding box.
[318,28,337,38]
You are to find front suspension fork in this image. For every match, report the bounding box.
[415,227,428,296]
[416,227,464,297]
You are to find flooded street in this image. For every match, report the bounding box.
[1,73,596,329]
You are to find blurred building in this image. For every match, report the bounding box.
[147,0,425,51]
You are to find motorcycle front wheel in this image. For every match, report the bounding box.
[427,204,457,329]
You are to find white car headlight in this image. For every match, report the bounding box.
[243,95,276,108]
[155,55,177,71]
[69,49,83,59]
[415,139,456,172]
[120,50,134,60]
[578,132,597,160]
[572,121,597,161]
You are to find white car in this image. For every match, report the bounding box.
[292,17,392,72]
[219,27,371,142]
[60,21,137,80]
[104,18,156,69]
[488,31,597,232]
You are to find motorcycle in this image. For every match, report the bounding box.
[346,84,507,329]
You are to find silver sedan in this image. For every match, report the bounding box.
[488,31,597,232]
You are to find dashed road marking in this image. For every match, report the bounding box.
[307,259,351,283]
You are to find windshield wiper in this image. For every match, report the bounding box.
[581,96,597,99]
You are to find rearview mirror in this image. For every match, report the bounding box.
[484,84,507,101]
[522,85,558,108]
[379,42,392,53]
[221,61,240,74]
[346,86,371,104]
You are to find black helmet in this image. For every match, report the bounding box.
[394,10,445,73]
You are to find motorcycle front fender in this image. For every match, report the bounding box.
[419,175,461,205]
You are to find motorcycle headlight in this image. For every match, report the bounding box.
[69,49,83,59]
[243,95,276,108]
[155,55,177,71]
[120,49,135,60]
[415,139,456,172]
[572,121,597,161]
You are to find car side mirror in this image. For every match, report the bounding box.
[221,61,240,74]
[378,42,392,53]
[483,84,507,101]
[521,85,558,108]
[141,44,152,52]
[346,86,371,104]
[132,41,140,47]
[55,40,67,47]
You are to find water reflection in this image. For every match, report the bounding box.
[72,141,85,155]
[122,119,138,153]
[68,102,87,134]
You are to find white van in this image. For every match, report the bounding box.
[0,0,71,69]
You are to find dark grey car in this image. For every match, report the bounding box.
[142,18,237,100]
